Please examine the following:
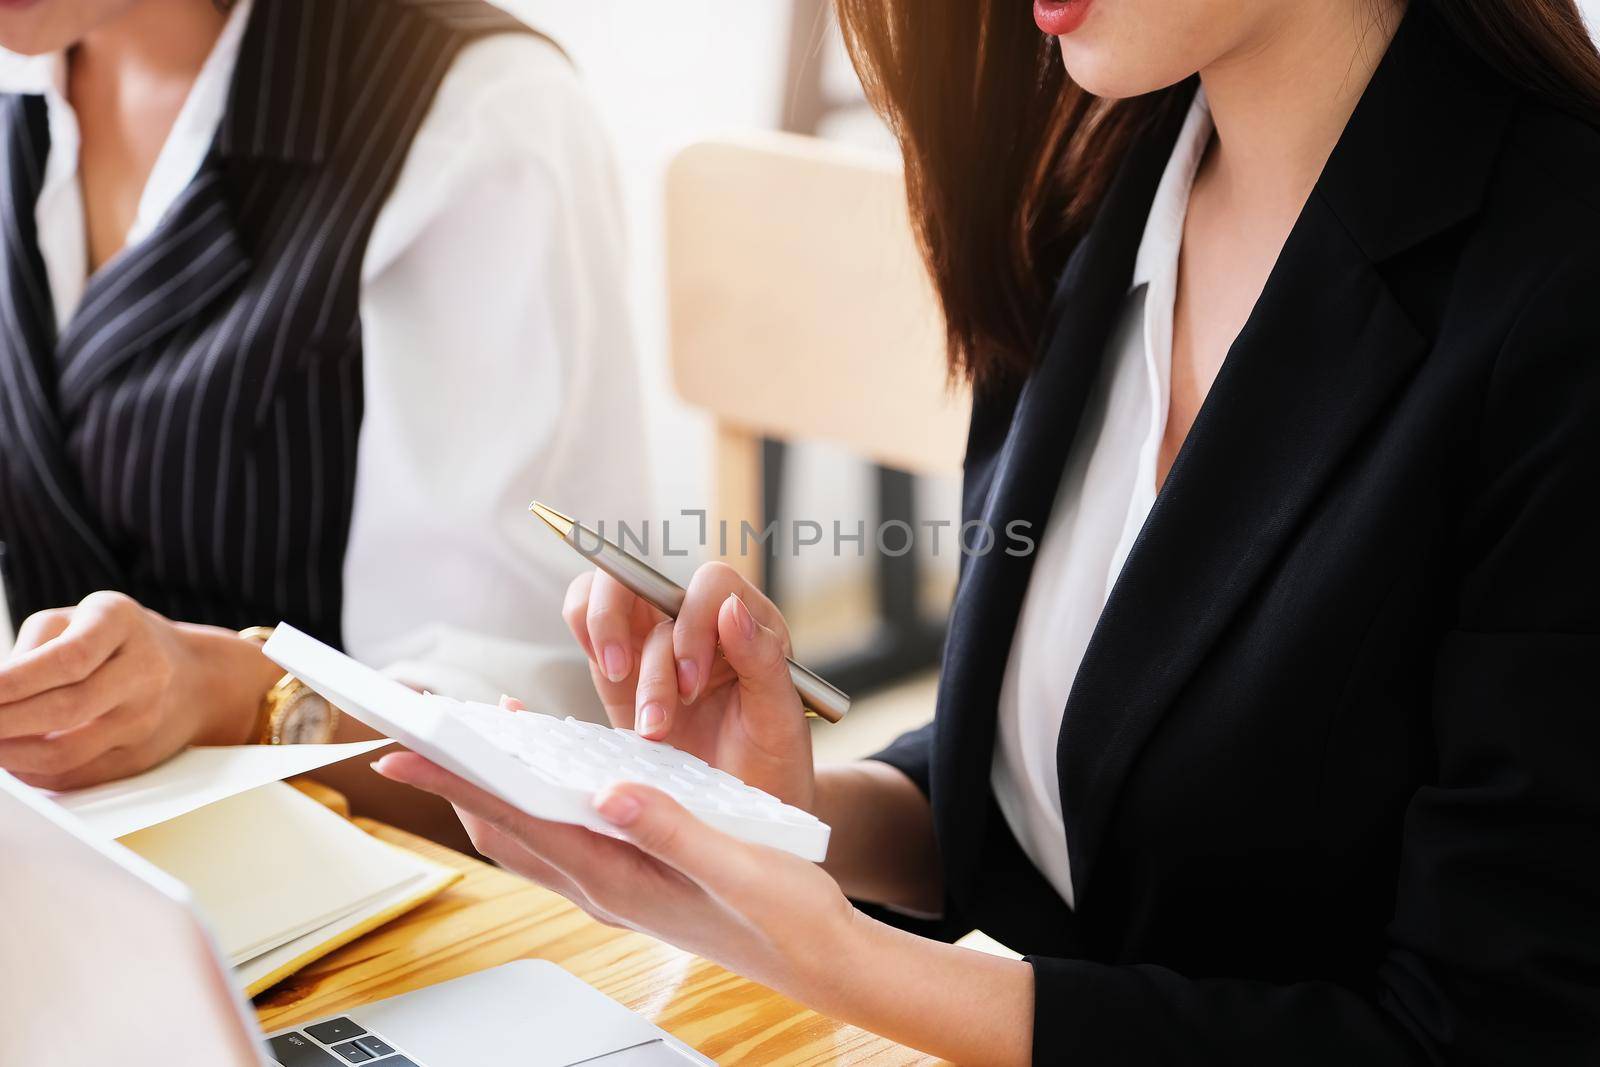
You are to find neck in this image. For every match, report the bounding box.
[71,0,228,89]
[1197,0,1405,213]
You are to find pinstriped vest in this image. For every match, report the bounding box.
[0,0,535,645]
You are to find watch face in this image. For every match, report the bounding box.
[276,689,337,745]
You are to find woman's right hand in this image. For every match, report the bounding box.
[562,562,815,811]
[0,592,278,791]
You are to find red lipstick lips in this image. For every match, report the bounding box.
[1034,0,1093,35]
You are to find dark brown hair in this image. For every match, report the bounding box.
[835,0,1600,389]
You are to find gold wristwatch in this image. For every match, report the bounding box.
[238,626,340,745]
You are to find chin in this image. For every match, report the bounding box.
[1056,35,1195,100]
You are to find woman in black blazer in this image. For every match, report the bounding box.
[375,0,1600,1062]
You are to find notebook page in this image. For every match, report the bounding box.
[233,861,457,995]
[119,781,424,963]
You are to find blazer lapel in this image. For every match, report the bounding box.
[1058,4,1516,904]
[54,164,251,417]
[932,89,1196,908]
[1058,200,1425,903]
[50,0,354,418]
[0,94,61,431]
[0,93,124,584]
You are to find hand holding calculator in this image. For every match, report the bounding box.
[262,625,832,862]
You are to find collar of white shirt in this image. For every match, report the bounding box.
[1129,87,1214,293]
[0,0,253,327]
[0,45,64,96]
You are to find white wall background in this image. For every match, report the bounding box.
[502,1,797,519]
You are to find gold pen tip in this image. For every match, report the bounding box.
[528,500,576,538]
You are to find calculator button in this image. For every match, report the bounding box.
[434,697,830,860]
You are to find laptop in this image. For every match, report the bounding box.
[0,769,714,1067]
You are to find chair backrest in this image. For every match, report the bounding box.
[665,134,969,576]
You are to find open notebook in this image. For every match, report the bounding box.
[50,743,460,996]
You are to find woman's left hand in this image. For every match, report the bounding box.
[372,749,857,1000]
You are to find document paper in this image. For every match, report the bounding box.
[50,739,392,840]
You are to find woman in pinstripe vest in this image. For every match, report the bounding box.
[0,0,646,836]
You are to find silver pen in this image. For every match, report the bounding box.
[530,501,851,723]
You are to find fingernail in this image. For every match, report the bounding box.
[594,786,641,826]
[676,658,699,702]
[729,594,757,640]
[602,643,629,682]
[638,701,666,737]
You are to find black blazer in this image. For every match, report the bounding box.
[871,6,1600,1064]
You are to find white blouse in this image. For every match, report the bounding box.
[990,91,1214,908]
[0,1,648,715]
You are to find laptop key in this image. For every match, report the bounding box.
[306,1018,368,1044]
[332,1041,375,1063]
[353,1036,396,1057]
[371,1058,419,1067]
[268,1032,342,1066]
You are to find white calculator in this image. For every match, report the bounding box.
[263,625,831,862]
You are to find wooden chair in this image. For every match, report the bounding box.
[665,132,969,587]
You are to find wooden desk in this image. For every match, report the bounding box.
[254,819,938,1065]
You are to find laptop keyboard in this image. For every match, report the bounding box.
[268,1018,417,1066]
